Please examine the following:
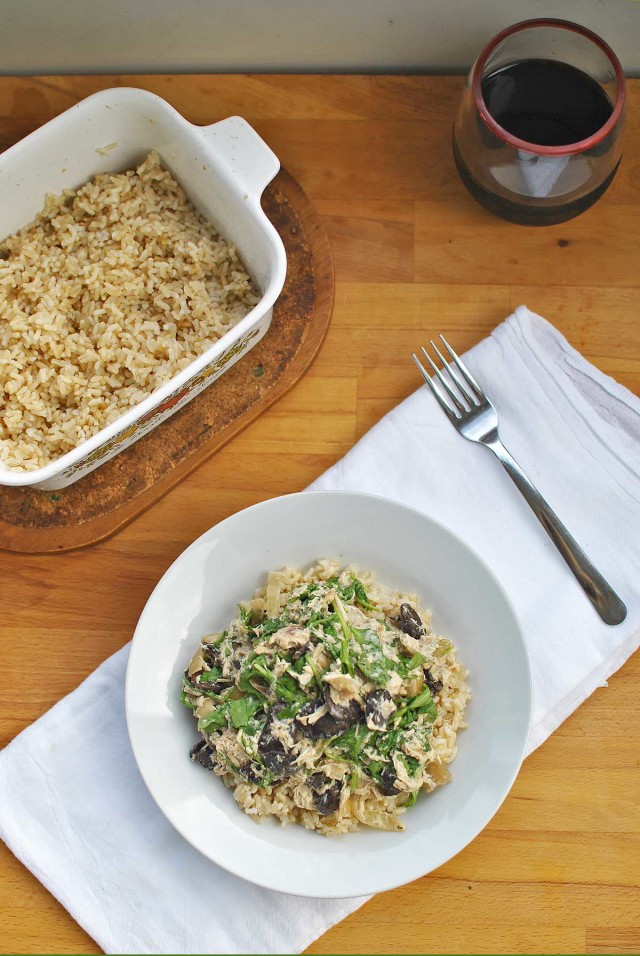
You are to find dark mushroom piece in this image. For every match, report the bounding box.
[308,772,342,816]
[184,668,227,694]
[201,642,222,668]
[364,688,393,731]
[375,763,400,796]
[189,739,216,771]
[424,668,443,697]
[396,603,424,638]
[257,703,297,779]
[323,684,362,724]
[237,761,265,785]
[295,698,359,739]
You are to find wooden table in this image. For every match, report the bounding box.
[1,75,639,956]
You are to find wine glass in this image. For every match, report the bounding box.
[453,19,626,225]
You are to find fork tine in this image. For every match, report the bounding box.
[412,353,458,420]
[439,334,484,401]
[420,345,468,414]
[426,340,476,410]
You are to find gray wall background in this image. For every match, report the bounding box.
[1,0,638,75]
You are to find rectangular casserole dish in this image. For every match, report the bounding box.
[0,87,287,490]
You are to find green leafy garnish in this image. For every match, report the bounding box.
[351,627,392,686]
[396,652,427,677]
[180,689,196,710]
[352,577,376,611]
[333,596,355,677]
[199,667,222,683]
[393,687,438,725]
[198,707,227,731]
[227,694,261,729]
[332,723,371,761]
[261,617,285,638]
[396,753,421,777]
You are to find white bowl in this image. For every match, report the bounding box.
[126,491,532,898]
[0,88,286,489]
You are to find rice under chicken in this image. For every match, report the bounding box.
[181,560,469,835]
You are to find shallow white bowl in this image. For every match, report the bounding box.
[126,491,532,898]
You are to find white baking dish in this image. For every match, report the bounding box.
[0,88,287,490]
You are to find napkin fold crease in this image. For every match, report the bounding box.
[1,306,639,954]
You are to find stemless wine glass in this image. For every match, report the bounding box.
[453,19,626,225]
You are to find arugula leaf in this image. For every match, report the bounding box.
[297,583,319,603]
[352,628,392,686]
[260,617,284,638]
[180,689,196,710]
[276,700,304,720]
[333,723,371,761]
[375,725,401,757]
[333,596,355,676]
[227,694,262,729]
[396,753,421,777]
[366,760,384,783]
[402,790,419,808]
[199,667,222,682]
[198,707,227,731]
[339,581,355,602]
[352,577,376,611]
[393,686,438,725]
[396,652,427,678]
[274,673,306,704]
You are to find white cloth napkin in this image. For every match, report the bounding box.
[1,306,639,955]
[311,306,640,748]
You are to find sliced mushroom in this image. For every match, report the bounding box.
[201,640,222,668]
[295,698,357,739]
[375,763,400,796]
[189,739,216,771]
[364,688,395,731]
[308,772,342,815]
[257,704,297,779]
[396,603,424,638]
[323,675,362,724]
[237,762,265,785]
[424,669,443,696]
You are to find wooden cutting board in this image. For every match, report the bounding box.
[0,169,333,553]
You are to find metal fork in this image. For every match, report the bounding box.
[413,336,627,626]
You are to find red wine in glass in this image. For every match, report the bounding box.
[453,20,625,226]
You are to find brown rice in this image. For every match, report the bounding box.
[0,151,259,471]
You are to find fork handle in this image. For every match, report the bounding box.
[486,438,627,626]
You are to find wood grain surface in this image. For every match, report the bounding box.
[0,75,639,956]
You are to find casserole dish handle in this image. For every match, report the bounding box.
[199,116,280,201]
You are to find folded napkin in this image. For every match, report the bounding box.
[2,306,639,955]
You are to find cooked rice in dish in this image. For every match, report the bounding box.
[0,151,259,471]
[182,560,469,835]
